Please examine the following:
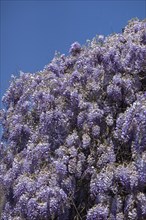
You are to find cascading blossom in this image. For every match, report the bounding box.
[0,18,146,220]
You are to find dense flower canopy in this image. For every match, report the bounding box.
[0,18,146,220]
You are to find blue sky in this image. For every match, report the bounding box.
[0,0,146,107]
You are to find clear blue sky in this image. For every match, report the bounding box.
[0,0,146,107]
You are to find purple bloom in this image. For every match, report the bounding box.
[66,131,79,147]
[27,198,38,219]
[69,42,81,56]
[0,18,146,220]
[53,160,67,175]
[98,35,104,43]
[87,204,109,220]
[92,125,100,137]
[82,134,91,149]
[90,167,114,195]
[107,84,122,102]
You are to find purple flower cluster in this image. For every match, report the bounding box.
[0,18,146,220]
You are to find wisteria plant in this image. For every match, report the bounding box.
[0,18,146,220]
